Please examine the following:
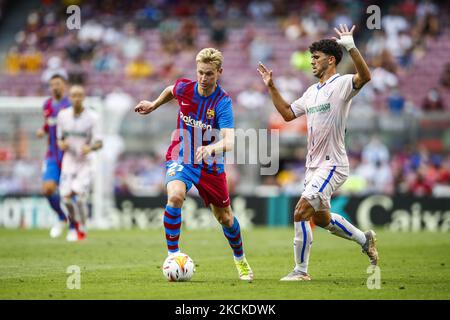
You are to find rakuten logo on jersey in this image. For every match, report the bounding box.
[179,111,212,130]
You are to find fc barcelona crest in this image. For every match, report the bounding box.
[206,109,215,119]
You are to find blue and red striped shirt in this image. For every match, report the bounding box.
[166,78,234,174]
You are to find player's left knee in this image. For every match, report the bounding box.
[216,210,233,227]
[42,182,57,196]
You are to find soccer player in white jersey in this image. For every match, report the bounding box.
[57,85,102,242]
[258,24,378,281]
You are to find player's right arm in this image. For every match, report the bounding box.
[134,85,175,115]
[257,62,296,122]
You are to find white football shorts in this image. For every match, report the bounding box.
[59,161,93,197]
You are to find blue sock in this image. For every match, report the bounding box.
[222,217,244,258]
[47,193,66,221]
[164,205,182,253]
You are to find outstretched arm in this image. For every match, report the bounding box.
[134,85,175,115]
[333,24,371,89]
[257,62,296,122]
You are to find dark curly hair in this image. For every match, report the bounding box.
[309,39,343,66]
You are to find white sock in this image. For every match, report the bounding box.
[63,198,76,223]
[324,213,366,246]
[293,221,313,274]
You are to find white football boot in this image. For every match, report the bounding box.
[66,229,78,242]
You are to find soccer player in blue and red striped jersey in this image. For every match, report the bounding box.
[36,74,74,238]
[135,48,253,280]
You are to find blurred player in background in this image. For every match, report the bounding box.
[135,48,253,280]
[35,74,74,238]
[258,24,378,281]
[57,85,102,242]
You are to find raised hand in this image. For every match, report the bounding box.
[332,24,356,51]
[134,100,157,115]
[257,62,274,87]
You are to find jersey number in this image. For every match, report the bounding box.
[167,162,184,176]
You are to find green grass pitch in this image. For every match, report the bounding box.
[0,227,449,299]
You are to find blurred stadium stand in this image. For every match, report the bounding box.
[0,0,449,200]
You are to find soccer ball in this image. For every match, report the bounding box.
[162,252,195,282]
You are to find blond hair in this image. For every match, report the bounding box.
[196,48,223,70]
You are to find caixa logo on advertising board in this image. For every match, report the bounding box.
[354,195,450,232]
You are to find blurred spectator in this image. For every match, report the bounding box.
[178,18,198,51]
[290,47,311,74]
[249,35,273,65]
[382,6,409,41]
[92,46,120,73]
[248,0,274,20]
[374,161,395,195]
[387,30,413,68]
[431,156,450,184]
[331,4,352,30]
[365,30,387,60]
[370,57,398,93]
[418,13,441,39]
[159,18,180,54]
[268,111,307,135]
[422,88,445,111]
[78,19,105,43]
[158,58,182,83]
[4,47,21,75]
[120,23,144,60]
[300,11,328,38]
[275,71,304,103]
[440,63,450,89]
[101,25,123,46]
[416,0,439,21]
[356,159,394,194]
[4,46,42,75]
[125,54,153,79]
[408,167,433,197]
[362,135,390,165]
[41,56,68,83]
[387,87,405,114]
[65,34,86,64]
[283,13,303,41]
[237,82,267,110]
[210,19,227,48]
[21,48,43,73]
